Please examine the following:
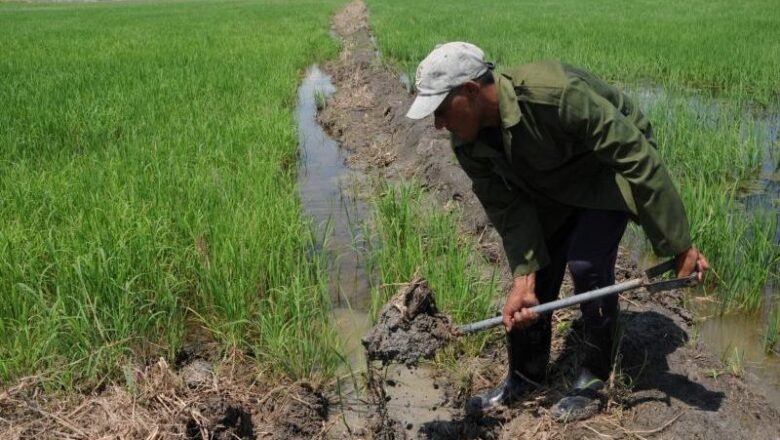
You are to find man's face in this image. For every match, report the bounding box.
[433,83,481,142]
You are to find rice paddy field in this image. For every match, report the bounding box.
[0,0,344,389]
[1,0,780,434]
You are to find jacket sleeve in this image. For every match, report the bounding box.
[454,146,549,276]
[558,78,692,256]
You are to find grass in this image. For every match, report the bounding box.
[367,0,780,100]
[0,0,343,389]
[314,89,329,111]
[364,182,499,357]
[366,0,780,315]
[764,306,780,354]
[721,346,746,378]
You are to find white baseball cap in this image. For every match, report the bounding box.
[405,42,492,120]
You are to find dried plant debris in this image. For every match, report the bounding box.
[362,278,456,364]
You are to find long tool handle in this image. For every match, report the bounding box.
[457,277,646,335]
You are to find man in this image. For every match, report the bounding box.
[405,42,709,421]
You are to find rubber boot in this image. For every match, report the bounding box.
[466,324,549,415]
[551,368,605,422]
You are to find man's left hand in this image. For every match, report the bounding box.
[675,246,710,282]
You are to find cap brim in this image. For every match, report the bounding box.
[405,92,448,119]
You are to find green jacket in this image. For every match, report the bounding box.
[453,61,691,276]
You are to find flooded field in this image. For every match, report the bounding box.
[312,1,780,438]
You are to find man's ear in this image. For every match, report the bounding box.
[461,80,481,98]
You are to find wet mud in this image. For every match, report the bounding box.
[318,1,780,438]
[362,279,455,365]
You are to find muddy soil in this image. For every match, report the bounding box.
[319,1,780,439]
[362,278,455,365]
[0,355,332,440]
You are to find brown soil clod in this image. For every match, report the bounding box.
[180,359,214,390]
[362,278,457,365]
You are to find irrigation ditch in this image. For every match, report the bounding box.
[308,0,780,438]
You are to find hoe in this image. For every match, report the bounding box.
[363,258,699,364]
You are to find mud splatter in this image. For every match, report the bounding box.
[362,278,456,365]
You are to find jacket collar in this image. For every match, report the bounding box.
[497,72,522,129]
[470,72,523,159]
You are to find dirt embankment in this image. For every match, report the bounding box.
[318,1,780,439]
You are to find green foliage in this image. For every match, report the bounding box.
[721,346,746,377]
[764,306,780,354]
[314,89,328,111]
[367,0,780,98]
[0,0,343,388]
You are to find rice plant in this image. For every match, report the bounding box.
[764,306,780,354]
[367,0,780,99]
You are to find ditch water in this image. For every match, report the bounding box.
[296,66,453,435]
[296,65,370,368]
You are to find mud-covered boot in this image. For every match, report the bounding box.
[465,370,530,415]
[466,326,548,415]
[551,368,605,422]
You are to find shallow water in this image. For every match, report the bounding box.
[296,66,371,370]
[694,304,780,406]
[624,231,780,408]
[296,66,371,310]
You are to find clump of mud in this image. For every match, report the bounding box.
[362,278,456,364]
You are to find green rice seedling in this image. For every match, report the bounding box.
[367,0,780,98]
[764,306,780,354]
[721,346,746,377]
[314,89,328,111]
[0,0,343,388]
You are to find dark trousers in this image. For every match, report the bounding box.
[509,209,629,381]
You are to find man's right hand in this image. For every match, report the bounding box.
[503,274,540,332]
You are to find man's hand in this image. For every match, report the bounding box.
[503,274,540,332]
[675,246,710,282]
